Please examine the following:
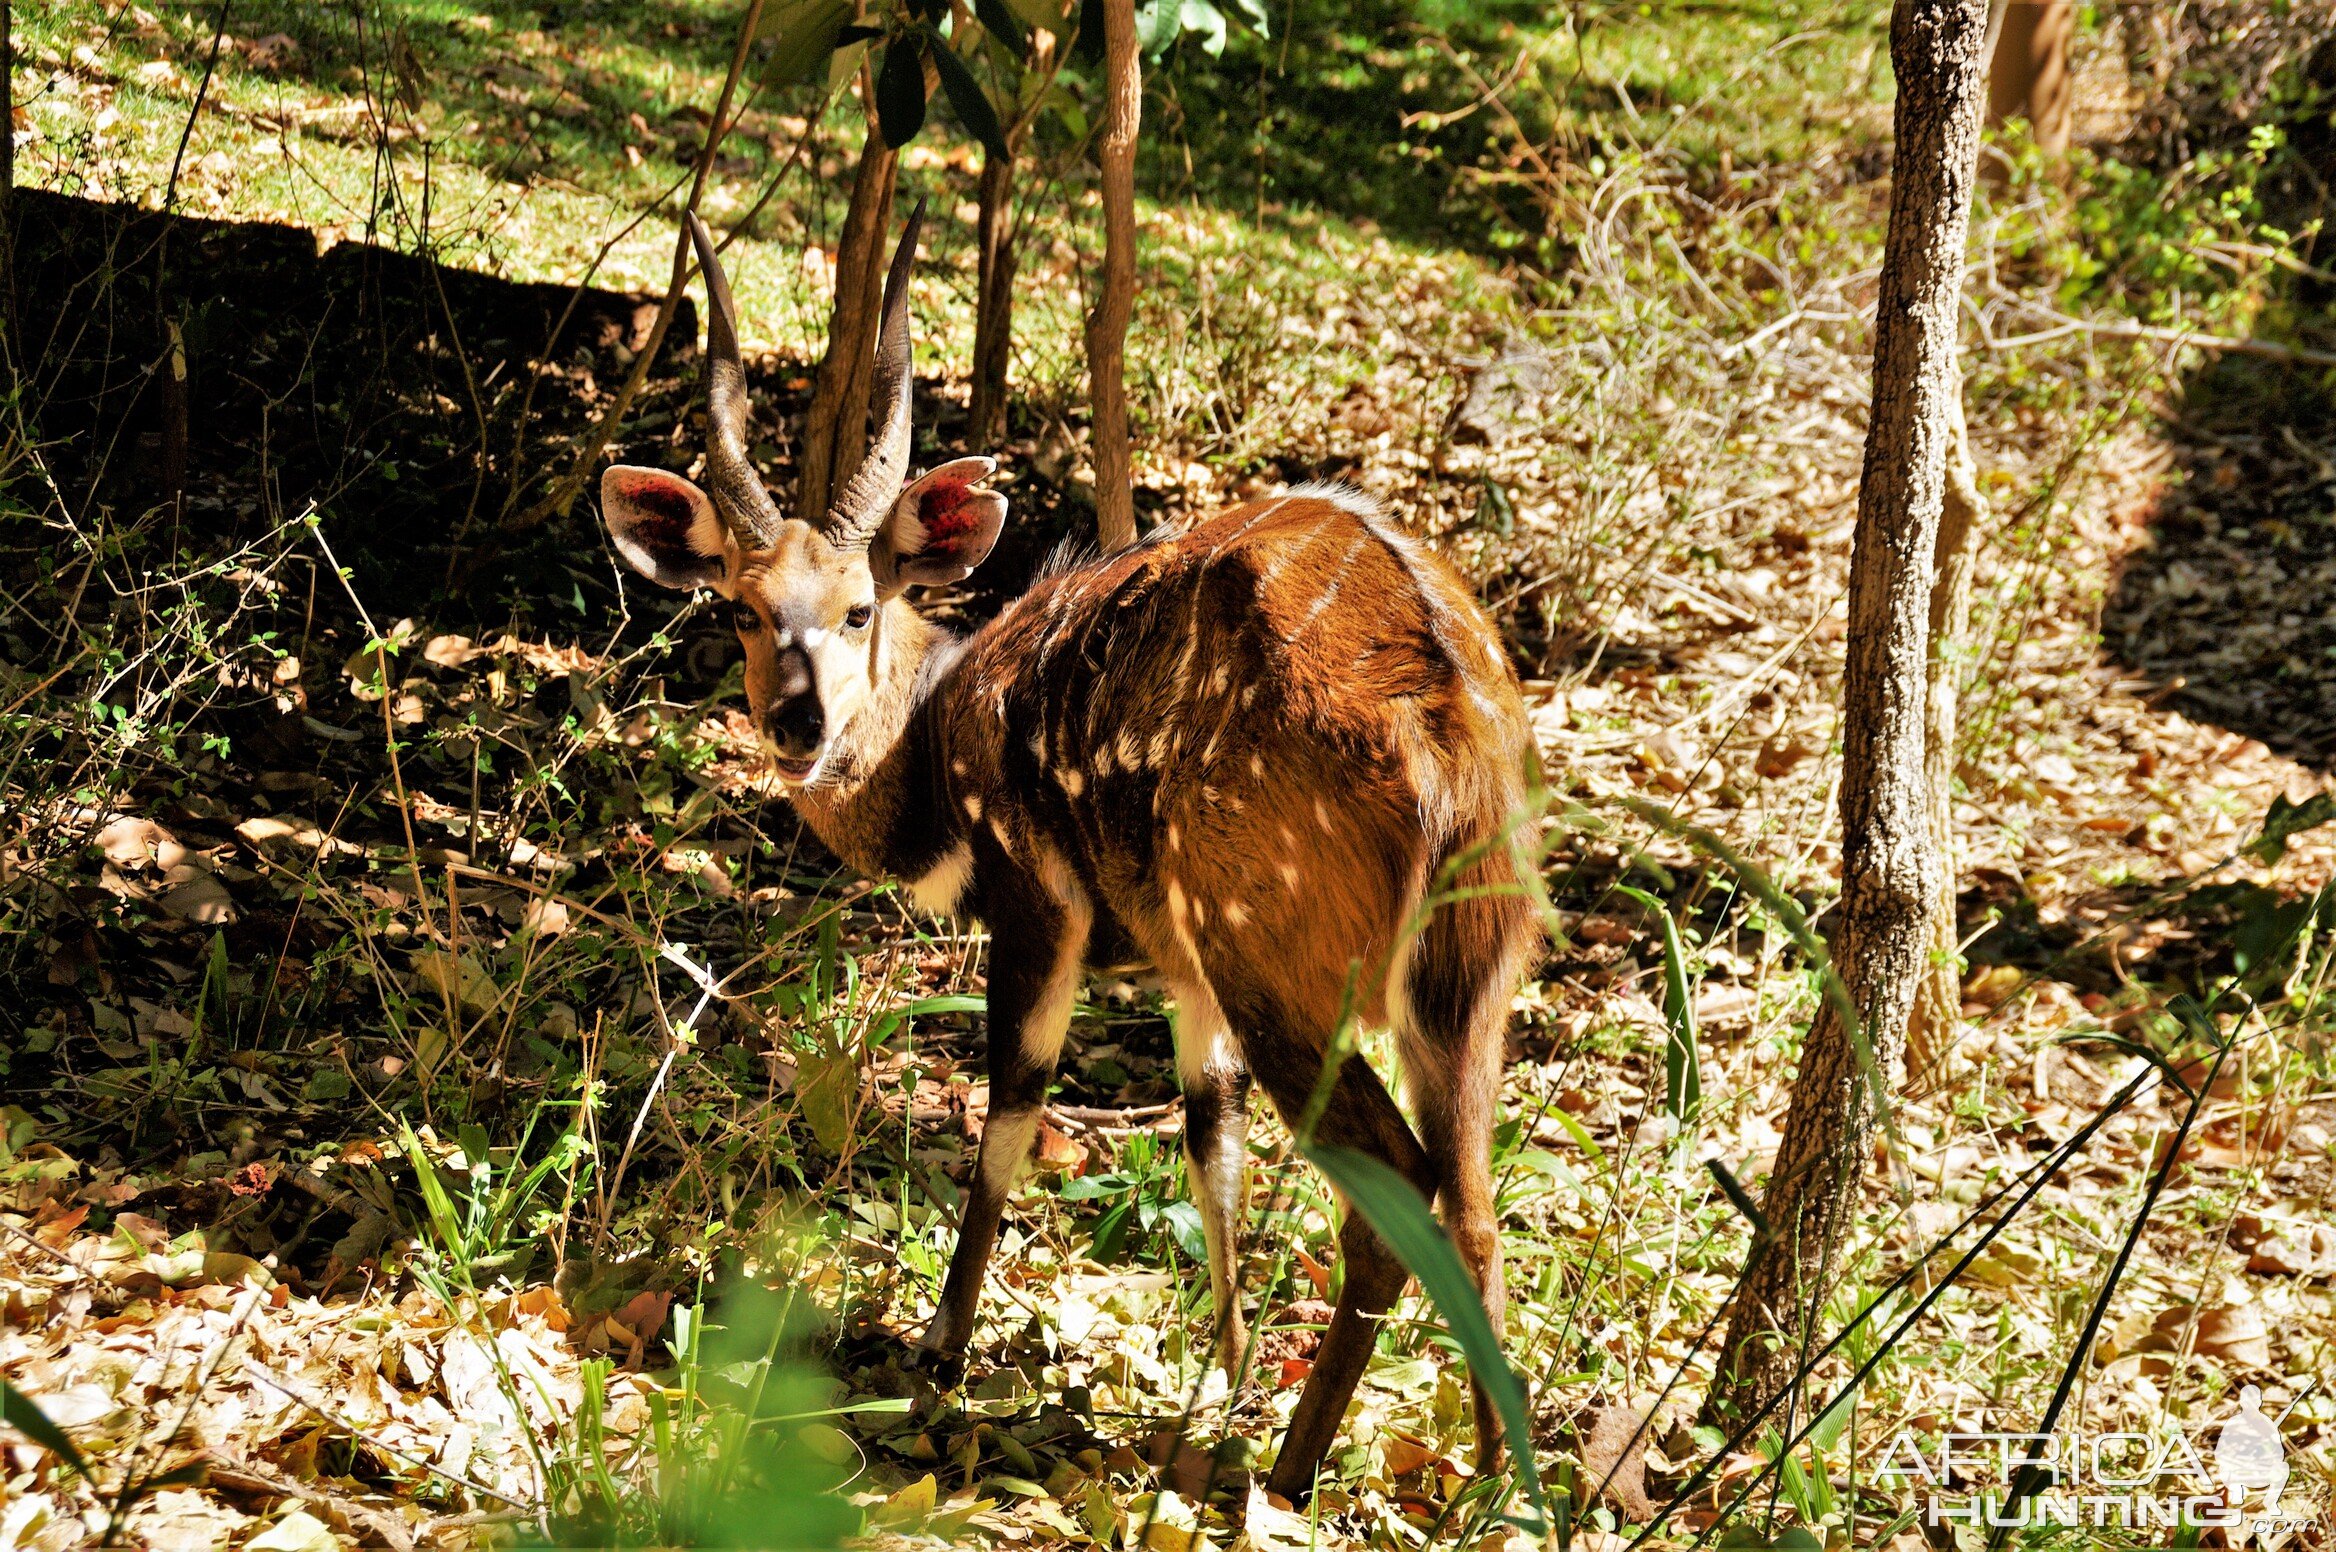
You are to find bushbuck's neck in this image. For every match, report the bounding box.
[785,596,961,880]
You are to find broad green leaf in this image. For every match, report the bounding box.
[1176,0,1228,55]
[1807,1381,1858,1454]
[796,1039,860,1153]
[1,1380,92,1480]
[1038,82,1087,140]
[876,40,928,153]
[1302,1144,1547,1529]
[1059,1172,1130,1202]
[2247,792,2336,863]
[1091,1199,1134,1262]
[1002,0,1065,30]
[1134,0,1184,55]
[760,0,855,86]
[1156,1199,1207,1261]
[974,0,1028,54]
[827,36,872,93]
[924,24,1009,159]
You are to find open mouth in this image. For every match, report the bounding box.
[767,752,820,784]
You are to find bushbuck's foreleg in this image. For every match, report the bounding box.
[1398,857,1534,1474]
[920,875,1090,1368]
[1252,1041,1435,1505]
[1173,997,1252,1378]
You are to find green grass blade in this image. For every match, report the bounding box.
[3,1379,93,1481]
[1302,1144,1547,1530]
[1616,798,1902,1164]
[1617,886,1700,1123]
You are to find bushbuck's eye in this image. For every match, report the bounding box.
[843,604,874,631]
[724,599,762,634]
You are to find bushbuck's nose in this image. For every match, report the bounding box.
[763,648,822,762]
[767,693,824,758]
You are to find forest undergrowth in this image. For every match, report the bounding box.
[5,3,2336,1549]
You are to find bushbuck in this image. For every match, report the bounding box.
[599,209,1539,1501]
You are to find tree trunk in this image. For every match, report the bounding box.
[1905,389,1984,1078]
[1084,0,1140,552]
[1987,0,2071,158]
[968,146,1016,448]
[3,0,15,303]
[3,0,14,196]
[1704,0,1988,1425]
[798,72,899,522]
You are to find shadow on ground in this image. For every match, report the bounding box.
[10,186,690,618]
[6,190,1088,636]
[2105,361,2336,766]
[2100,27,2336,767]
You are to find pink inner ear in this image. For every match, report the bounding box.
[617,475,700,527]
[917,479,982,548]
[608,469,713,555]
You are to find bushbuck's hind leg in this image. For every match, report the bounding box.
[1172,991,1253,1378]
[1398,852,1536,1473]
[1245,1022,1436,1504]
[921,870,1090,1369]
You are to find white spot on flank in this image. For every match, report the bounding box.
[1279,861,1300,888]
[1117,729,1143,771]
[1276,824,1295,847]
[964,794,984,820]
[1293,536,1367,636]
[1315,798,1333,832]
[1241,684,1258,709]
[1210,664,1231,696]
[1148,727,1172,768]
[1224,899,1249,929]
[1248,753,1265,779]
[1167,878,1189,923]
[905,842,974,916]
[952,758,968,775]
[1191,896,1207,929]
[1092,749,1112,778]
[1058,766,1086,797]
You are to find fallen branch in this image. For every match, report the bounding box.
[243,1369,533,1512]
[1984,301,2336,368]
[207,1457,418,1552]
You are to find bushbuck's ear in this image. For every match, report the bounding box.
[874,457,1006,592]
[601,465,732,591]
